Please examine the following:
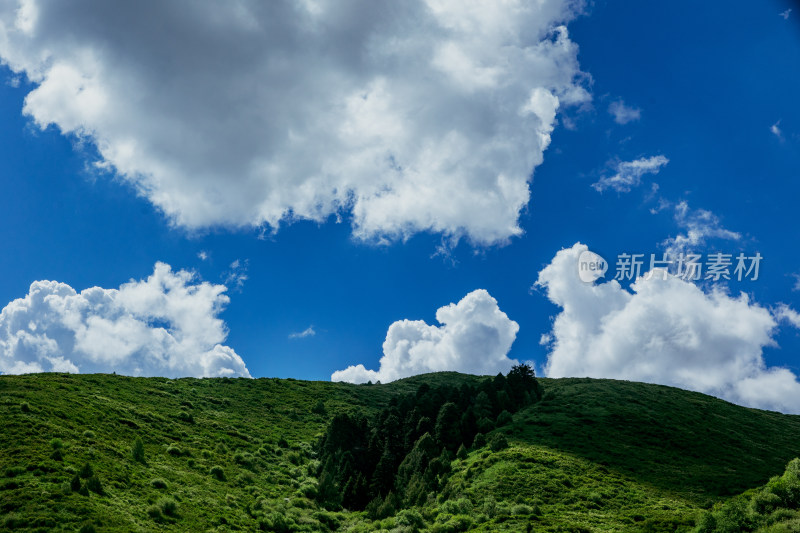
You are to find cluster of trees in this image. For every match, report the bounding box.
[316,364,542,514]
[696,457,800,532]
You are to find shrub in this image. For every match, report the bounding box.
[83,430,95,439]
[159,497,178,517]
[512,503,533,515]
[166,444,183,457]
[472,433,486,449]
[261,511,293,533]
[79,463,94,479]
[86,475,103,495]
[311,399,326,415]
[78,524,96,533]
[235,471,255,487]
[496,410,513,427]
[277,437,289,448]
[147,504,162,520]
[50,449,64,461]
[50,438,64,450]
[131,437,146,463]
[20,402,30,413]
[234,451,255,468]
[151,478,168,489]
[210,465,226,481]
[456,444,468,460]
[70,474,82,492]
[397,509,425,529]
[477,417,494,433]
[489,433,509,452]
[177,411,195,424]
[287,451,301,465]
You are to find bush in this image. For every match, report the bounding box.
[311,399,326,415]
[86,475,103,495]
[50,438,64,450]
[277,437,289,448]
[397,509,425,530]
[159,497,178,517]
[472,433,486,449]
[456,444,468,460]
[234,451,255,468]
[166,444,183,457]
[79,463,94,479]
[20,402,30,413]
[151,478,168,489]
[132,437,146,463]
[147,504,162,520]
[177,411,195,424]
[78,524,96,533]
[210,465,226,481]
[83,430,95,439]
[70,474,82,492]
[477,417,494,434]
[489,433,509,452]
[496,410,513,427]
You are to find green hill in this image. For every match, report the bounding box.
[1,372,799,532]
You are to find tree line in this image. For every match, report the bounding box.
[316,364,543,516]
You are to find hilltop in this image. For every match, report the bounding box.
[1,372,799,532]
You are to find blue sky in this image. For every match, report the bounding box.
[0,1,799,410]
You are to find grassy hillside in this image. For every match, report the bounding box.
[1,373,799,532]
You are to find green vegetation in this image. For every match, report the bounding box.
[693,458,800,532]
[1,371,800,531]
[316,365,542,514]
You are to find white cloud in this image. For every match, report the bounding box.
[197,251,209,261]
[223,259,248,290]
[780,8,792,20]
[592,155,669,193]
[608,99,641,124]
[775,304,800,329]
[289,326,316,340]
[536,242,800,413]
[662,201,740,256]
[0,263,249,377]
[0,0,589,245]
[771,120,784,140]
[332,289,519,383]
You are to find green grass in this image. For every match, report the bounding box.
[1,372,799,532]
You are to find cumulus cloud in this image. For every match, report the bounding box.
[608,99,641,124]
[332,289,519,383]
[536,242,800,413]
[662,201,741,256]
[592,155,668,193]
[0,0,589,245]
[0,263,249,377]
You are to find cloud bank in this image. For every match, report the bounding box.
[0,0,589,245]
[536,243,800,413]
[332,289,519,383]
[0,263,249,377]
